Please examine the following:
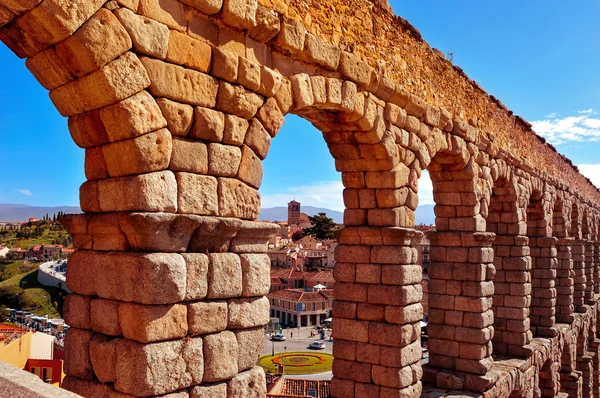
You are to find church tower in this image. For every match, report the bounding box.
[288,200,301,225]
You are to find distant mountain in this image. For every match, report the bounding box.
[0,204,81,222]
[259,204,436,226]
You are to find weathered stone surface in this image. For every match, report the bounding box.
[170,138,208,174]
[223,114,249,145]
[211,47,239,82]
[55,9,131,77]
[244,119,271,160]
[187,301,228,335]
[118,213,198,253]
[156,98,194,136]
[84,146,109,180]
[227,366,266,397]
[97,170,178,212]
[68,110,108,148]
[63,294,91,330]
[138,0,187,31]
[249,5,280,43]
[207,253,242,298]
[90,298,121,336]
[227,296,270,328]
[202,331,238,382]
[216,81,264,120]
[190,383,227,398]
[119,302,188,343]
[208,143,242,177]
[182,253,209,300]
[256,97,284,137]
[234,328,264,372]
[64,328,94,379]
[190,107,225,142]
[236,145,263,189]
[99,90,167,143]
[180,0,222,15]
[218,178,261,219]
[175,172,219,215]
[275,19,306,53]
[102,129,172,177]
[141,57,218,107]
[239,253,270,296]
[25,47,74,90]
[221,0,257,30]
[50,52,150,117]
[303,33,340,70]
[116,338,203,396]
[115,7,170,59]
[89,335,118,383]
[167,30,212,72]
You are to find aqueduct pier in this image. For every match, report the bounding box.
[2,0,600,397]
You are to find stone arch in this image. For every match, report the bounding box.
[554,192,576,323]
[485,163,531,357]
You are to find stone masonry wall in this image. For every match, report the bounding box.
[1,0,600,397]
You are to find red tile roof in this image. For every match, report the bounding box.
[279,379,331,398]
[270,268,334,281]
[268,289,333,302]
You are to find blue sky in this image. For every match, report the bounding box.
[1,1,599,211]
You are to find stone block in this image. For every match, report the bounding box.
[141,57,218,107]
[257,97,284,137]
[208,143,242,177]
[369,322,417,347]
[102,128,172,177]
[119,302,188,343]
[190,382,227,398]
[207,253,243,298]
[372,364,415,389]
[89,335,118,383]
[236,145,264,190]
[274,19,305,53]
[138,0,187,31]
[339,52,372,88]
[211,47,239,82]
[239,253,270,297]
[332,318,369,343]
[228,296,270,328]
[55,8,131,77]
[1,0,41,15]
[223,114,249,145]
[238,57,261,91]
[216,81,264,120]
[91,252,187,304]
[227,366,266,397]
[235,328,264,372]
[156,98,194,136]
[25,47,74,90]
[63,294,91,330]
[203,331,239,382]
[303,33,340,70]
[167,30,212,72]
[50,52,150,117]
[190,107,225,142]
[249,5,280,43]
[170,138,209,174]
[181,253,209,300]
[84,147,108,180]
[175,172,219,215]
[244,119,271,160]
[290,73,314,110]
[332,359,372,383]
[64,328,94,379]
[115,338,203,396]
[218,178,261,219]
[90,298,121,336]
[68,110,108,148]
[187,301,228,335]
[115,8,169,59]
[221,0,257,30]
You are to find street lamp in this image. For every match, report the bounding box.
[272,337,275,356]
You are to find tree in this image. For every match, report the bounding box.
[302,213,337,240]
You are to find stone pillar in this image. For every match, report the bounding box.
[573,240,588,311]
[331,227,423,398]
[587,241,596,303]
[595,242,600,295]
[556,238,575,323]
[578,353,594,398]
[590,339,600,398]
[530,236,558,336]
[62,214,277,397]
[539,359,561,397]
[426,231,495,392]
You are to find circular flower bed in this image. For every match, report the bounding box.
[259,351,334,375]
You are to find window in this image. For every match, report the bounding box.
[312,303,316,311]
[322,302,325,310]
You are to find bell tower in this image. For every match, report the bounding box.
[288,200,301,225]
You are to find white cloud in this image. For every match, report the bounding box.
[578,164,600,189]
[531,109,600,145]
[546,112,557,118]
[15,189,32,197]
[260,181,345,211]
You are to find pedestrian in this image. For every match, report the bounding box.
[291,331,293,338]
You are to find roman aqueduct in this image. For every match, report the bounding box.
[2,0,600,397]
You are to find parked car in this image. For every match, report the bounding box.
[308,341,325,350]
[272,332,286,341]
